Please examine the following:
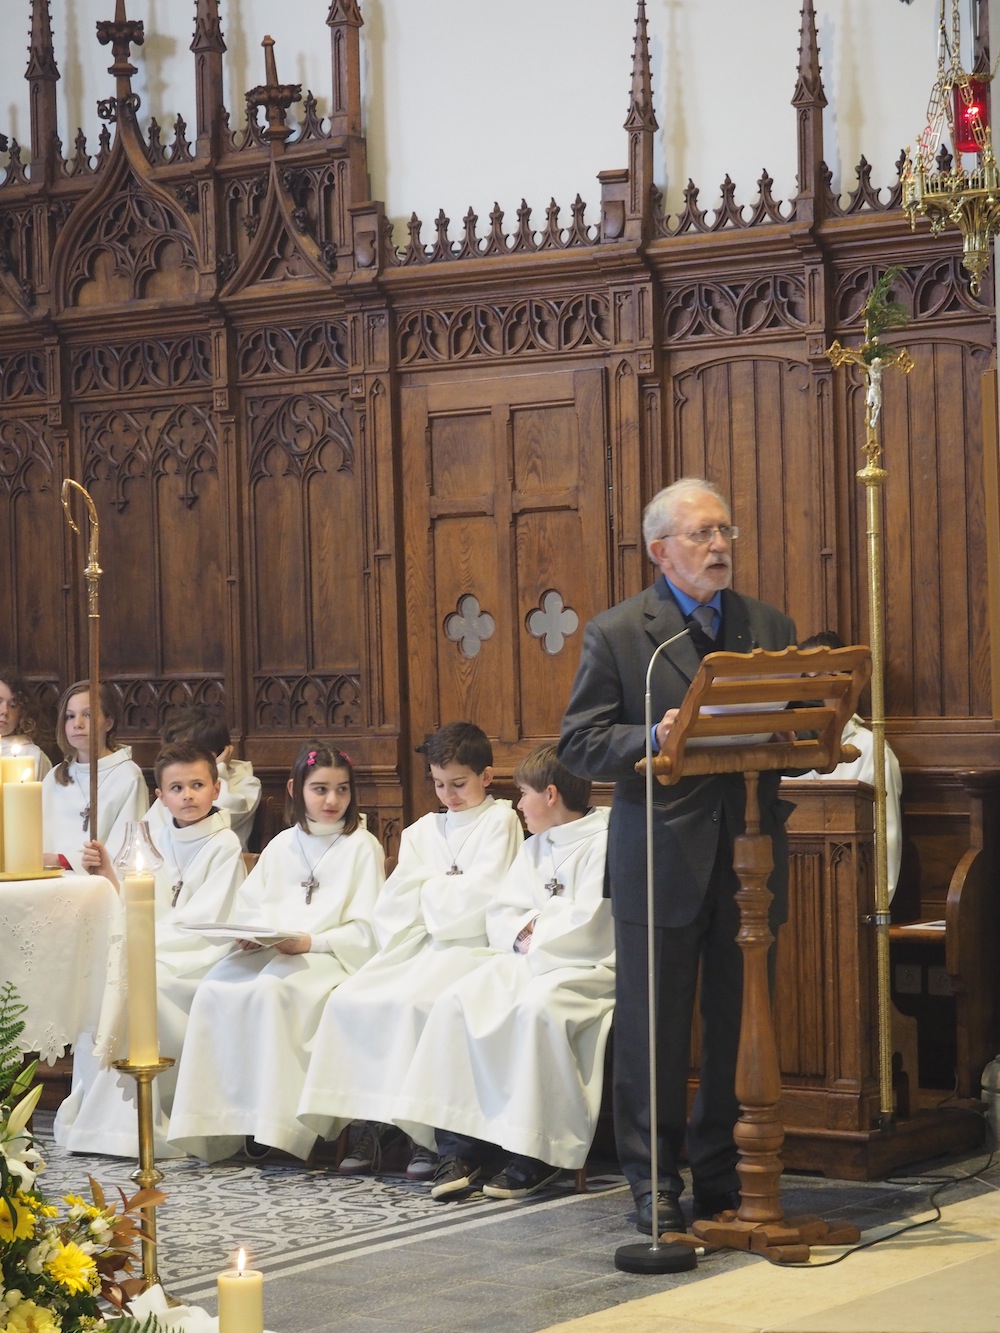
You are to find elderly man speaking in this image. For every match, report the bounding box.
[559,477,797,1235]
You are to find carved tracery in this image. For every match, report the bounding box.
[62,174,200,307]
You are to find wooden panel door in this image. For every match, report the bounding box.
[400,366,609,813]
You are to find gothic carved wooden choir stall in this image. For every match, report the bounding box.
[1,1,998,1174]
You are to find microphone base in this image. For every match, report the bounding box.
[614,1240,698,1274]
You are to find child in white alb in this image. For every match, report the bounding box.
[296,721,523,1178]
[0,668,53,778]
[54,743,246,1157]
[145,704,261,851]
[380,744,613,1200]
[42,679,148,872]
[167,742,384,1162]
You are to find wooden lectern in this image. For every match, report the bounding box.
[642,643,871,1262]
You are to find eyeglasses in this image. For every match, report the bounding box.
[662,525,739,545]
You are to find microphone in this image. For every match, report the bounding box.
[645,625,691,699]
[639,622,690,1249]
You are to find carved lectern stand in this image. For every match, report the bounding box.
[642,643,870,1263]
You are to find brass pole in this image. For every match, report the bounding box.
[61,480,102,841]
[827,329,914,1123]
[858,430,894,1123]
[114,1057,176,1298]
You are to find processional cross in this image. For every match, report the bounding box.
[826,268,913,1123]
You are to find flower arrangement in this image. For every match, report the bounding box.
[0,981,165,1332]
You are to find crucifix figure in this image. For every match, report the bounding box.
[302,874,319,904]
[826,266,914,469]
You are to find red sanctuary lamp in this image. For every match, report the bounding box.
[952,75,990,154]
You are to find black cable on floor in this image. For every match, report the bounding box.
[752,1105,996,1270]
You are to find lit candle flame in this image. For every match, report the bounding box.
[236,1247,246,1276]
[19,770,29,784]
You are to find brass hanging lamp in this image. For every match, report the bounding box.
[902,0,999,296]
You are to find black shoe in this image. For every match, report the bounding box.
[634,1190,685,1234]
[429,1155,481,1200]
[692,1188,741,1221]
[483,1158,561,1199]
[243,1135,272,1161]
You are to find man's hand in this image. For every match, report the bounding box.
[654,708,680,751]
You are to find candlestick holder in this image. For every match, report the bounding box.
[113,1056,177,1300]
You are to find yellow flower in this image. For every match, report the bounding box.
[0,1196,35,1242]
[3,1299,62,1332]
[61,1195,99,1222]
[44,1240,98,1295]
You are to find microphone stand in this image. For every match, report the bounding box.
[615,627,697,1274]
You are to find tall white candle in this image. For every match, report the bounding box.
[123,870,159,1065]
[3,774,43,877]
[218,1249,264,1333]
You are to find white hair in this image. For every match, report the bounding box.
[641,478,730,559]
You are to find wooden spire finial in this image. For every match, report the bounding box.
[791,0,827,220]
[246,35,302,148]
[624,0,658,135]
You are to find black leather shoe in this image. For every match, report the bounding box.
[692,1188,740,1221]
[634,1190,685,1234]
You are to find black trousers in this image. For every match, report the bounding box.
[613,833,778,1198]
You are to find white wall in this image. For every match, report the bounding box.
[2,1,943,237]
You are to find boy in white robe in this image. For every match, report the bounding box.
[296,722,522,1177]
[167,742,384,1163]
[391,744,614,1199]
[42,679,148,872]
[145,704,261,851]
[54,742,246,1156]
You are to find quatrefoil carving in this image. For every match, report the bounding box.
[526,589,579,655]
[444,594,495,659]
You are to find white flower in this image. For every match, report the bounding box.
[0,1143,44,1192]
[87,1216,111,1244]
[24,1240,53,1275]
[4,1289,23,1307]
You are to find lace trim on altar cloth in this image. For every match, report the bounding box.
[4,885,124,1065]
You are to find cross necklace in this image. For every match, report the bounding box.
[543,823,594,895]
[442,818,478,876]
[74,762,110,831]
[297,829,343,904]
[164,835,197,908]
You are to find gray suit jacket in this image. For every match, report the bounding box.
[558,577,797,928]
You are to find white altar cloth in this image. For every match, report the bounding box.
[0,874,120,1062]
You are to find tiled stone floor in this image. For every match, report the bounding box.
[31,1113,1000,1333]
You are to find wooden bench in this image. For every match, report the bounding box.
[888,769,1000,1099]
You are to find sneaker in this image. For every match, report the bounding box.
[429,1155,481,1200]
[406,1144,439,1181]
[243,1135,272,1161]
[483,1158,561,1199]
[337,1121,384,1175]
